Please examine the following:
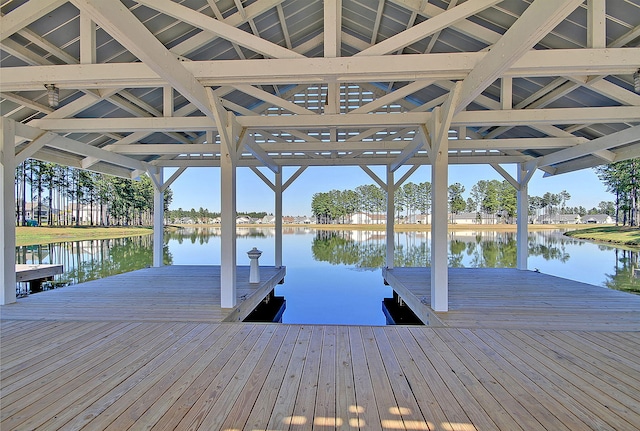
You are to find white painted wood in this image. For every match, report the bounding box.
[4,49,638,92]
[79,12,96,64]
[588,0,606,49]
[152,169,164,268]
[534,125,640,168]
[386,166,395,269]
[1,118,17,305]
[15,131,58,165]
[501,77,512,110]
[163,86,174,117]
[356,0,501,56]
[430,108,448,312]
[516,164,532,270]
[71,0,216,120]
[324,0,341,58]
[219,127,237,308]
[455,0,585,114]
[135,0,301,59]
[0,0,66,40]
[275,172,283,268]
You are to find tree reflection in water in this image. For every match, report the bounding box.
[311,229,639,294]
[16,236,172,286]
[15,228,640,295]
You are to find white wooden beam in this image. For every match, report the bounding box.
[388,0,501,45]
[71,0,216,120]
[389,125,428,172]
[135,0,301,59]
[534,125,640,168]
[0,0,66,40]
[80,12,96,64]
[356,0,501,56]
[15,131,58,165]
[454,0,585,114]
[350,80,434,114]
[3,48,639,91]
[0,92,53,115]
[587,0,606,49]
[324,0,341,58]
[15,122,157,174]
[160,167,186,193]
[245,134,280,173]
[361,166,386,189]
[232,84,316,115]
[283,166,307,190]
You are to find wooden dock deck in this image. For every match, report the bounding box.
[2,266,639,430]
[383,267,640,330]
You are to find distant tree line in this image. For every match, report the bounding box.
[312,178,616,224]
[165,208,267,224]
[14,160,172,227]
[597,159,639,226]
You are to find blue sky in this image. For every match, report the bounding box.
[166,164,611,216]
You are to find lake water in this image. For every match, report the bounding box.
[16,227,640,325]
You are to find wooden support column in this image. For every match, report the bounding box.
[386,166,395,268]
[430,122,449,312]
[151,168,164,268]
[275,171,283,268]
[517,163,534,270]
[1,118,17,305]
[220,127,237,308]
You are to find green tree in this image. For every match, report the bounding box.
[448,182,466,220]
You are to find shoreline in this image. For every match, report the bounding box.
[167,222,581,232]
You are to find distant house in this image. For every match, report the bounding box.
[21,202,55,222]
[261,215,276,224]
[282,216,295,224]
[536,214,581,224]
[407,214,431,224]
[236,216,251,224]
[294,216,312,224]
[583,214,613,224]
[350,212,386,224]
[450,212,490,224]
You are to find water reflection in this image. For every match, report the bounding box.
[15,227,640,295]
[16,236,172,286]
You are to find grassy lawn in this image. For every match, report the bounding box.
[564,225,640,247]
[16,226,153,246]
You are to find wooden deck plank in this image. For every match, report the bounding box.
[418,328,527,431]
[458,328,591,431]
[481,329,628,431]
[157,324,271,431]
[383,267,640,330]
[266,325,313,430]
[2,322,192,430]
[1,265,639,431]
[289,325,323,431]
[348,326,382,430]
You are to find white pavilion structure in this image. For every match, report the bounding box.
[1,0,639,312]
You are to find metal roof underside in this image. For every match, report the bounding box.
[1,0,639,179]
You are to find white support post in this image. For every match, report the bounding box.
[220,130,237,308]
[1,118,17,305]
[517,163,532,270]
[430,109,449,312]
[386,166,395,269]
[152,168,164,267]
[275,171,283,268]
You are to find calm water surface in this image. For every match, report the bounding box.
[16,227,640,325]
